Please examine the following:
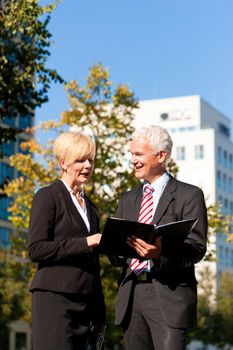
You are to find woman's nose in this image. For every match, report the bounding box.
[84,159,93,167]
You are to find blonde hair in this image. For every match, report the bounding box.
[53,131,95,169]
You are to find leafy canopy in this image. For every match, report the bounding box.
[0,0,64,150]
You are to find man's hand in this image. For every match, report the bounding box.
[127,236,161,259]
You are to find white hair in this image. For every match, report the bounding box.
[132,125,173,162]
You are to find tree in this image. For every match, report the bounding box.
[0,248,32,350]
[187,200,232,348]
[0,0,64,153]
[216,271,233,347]
[167,158,179,177]
[204,202,230,262]
[188,270,233,349]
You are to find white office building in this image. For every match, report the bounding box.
[133,95,233,287]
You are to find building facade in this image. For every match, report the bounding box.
[0,114,33,248]
[133,95,233,290]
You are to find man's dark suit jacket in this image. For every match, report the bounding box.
[28,179,105,323]
[112,175,207,329]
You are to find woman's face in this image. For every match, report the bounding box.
[61,154,94,188]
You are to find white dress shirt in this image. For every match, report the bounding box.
[60,179,90,232]
[144,171,170,217]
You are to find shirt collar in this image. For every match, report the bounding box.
[60,179,84,197]
[143,171,170,193]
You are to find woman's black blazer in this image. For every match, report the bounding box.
[28,179,105,322]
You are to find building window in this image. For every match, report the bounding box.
[224,198,228,214]
[0,162,14,185]
[2,115,15,127]
[176,146,185,161]
[218,122,230,138]
[217,170,221,189]
[217,146,222,164]
[195,145,204,159]
[18,114,32,129]
[2,140,15,157]
[229,154,233,170]
[223,174,227,191]
[0,197,11,221]
[219,246,224,260]
[230,202,233,215]
[0,227,11,248]
[16,332,27,350]
[223,150,228,167]
[229,177,232,193]
[225,247,229,265]
[231,251,233,267]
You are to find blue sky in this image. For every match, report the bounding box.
[37,0,233,136]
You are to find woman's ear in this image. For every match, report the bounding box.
[60,159,67,172]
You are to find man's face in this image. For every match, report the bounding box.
[129,139,166,183]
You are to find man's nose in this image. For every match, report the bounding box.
[131,155,137,164]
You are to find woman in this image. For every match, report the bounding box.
[28,131,106,350]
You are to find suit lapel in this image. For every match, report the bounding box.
[129,186,143,221]
[55,179,89,233]
[152,176,177,225]
[85,198,98,233]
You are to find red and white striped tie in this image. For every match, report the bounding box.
[130,184,154,275]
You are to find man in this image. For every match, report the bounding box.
[111,125,208,350]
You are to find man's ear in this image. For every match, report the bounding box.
[158,150,167,164]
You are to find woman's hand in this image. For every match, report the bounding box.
[87,233,102,248]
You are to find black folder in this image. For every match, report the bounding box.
[98,217,198,258]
